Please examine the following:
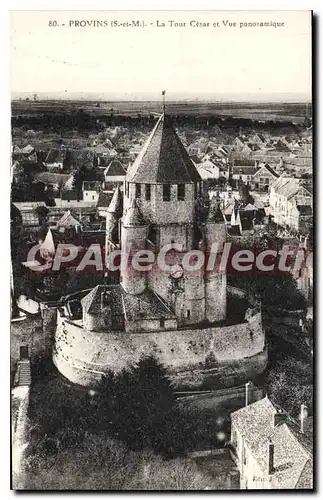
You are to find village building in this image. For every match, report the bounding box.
[43,147,67,170]
[33,172,74,192]
[251,163,279,192]
[269,177,313,232]
[230,396,313,490]
[12,201,48,226]
[196,159,220,184]
[82,181,101,203]
[103,159,126,192]
[249,133,268,148]
[232,165,258,185]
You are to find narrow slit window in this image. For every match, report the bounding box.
[178,184,185,201]
[135,183,141,198]
[145,184,151,201]
[163,184,171,201]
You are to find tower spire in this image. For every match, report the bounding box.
[162,90,166,115]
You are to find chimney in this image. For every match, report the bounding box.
[273,409,286,427]
[245,381,252,407]
[268,439,275,475]
[300,404,308,433]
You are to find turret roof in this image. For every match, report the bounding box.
[126,114,201,184]
[123,199,146,227]
[107,185,123,218]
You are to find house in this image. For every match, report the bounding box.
[269,177,313,232]
[33,172,74,192]
[54,191,99,211]
[13,201,48,226]
[103,160,126,192]
[251,163,279,192]
[230,396,313,490]
[82,181,101,203]
[232,165,258,185]
[250,133,267,148]
[233,137,246,149]
[89,144,118,160]
[43,148,67,170]
[196,159,220,182]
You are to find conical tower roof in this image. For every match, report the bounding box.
[107,185,123,218]
[126,114,201,184]
[123,199,146,227]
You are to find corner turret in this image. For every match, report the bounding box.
[106,185,123,244]
[121,199,148,295]
[203,196,227,323]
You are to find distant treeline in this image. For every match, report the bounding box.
[11,111,304,135]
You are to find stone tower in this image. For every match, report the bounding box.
[121,113,200,324]
[203,196,227,323]
[120,198,148,295]
[105,185,123,245]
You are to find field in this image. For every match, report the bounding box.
[11,99,310,124]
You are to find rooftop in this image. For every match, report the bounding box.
[127,114,201,184]
[80,284,176,323]
[231,397,313,489]
[104,160,126,177]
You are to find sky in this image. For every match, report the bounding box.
[10,10,312,101]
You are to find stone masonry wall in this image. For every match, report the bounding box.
[53,308,265,387]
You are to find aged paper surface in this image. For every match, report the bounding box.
[10,10,313,491]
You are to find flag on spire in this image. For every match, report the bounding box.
[162,90,166,113]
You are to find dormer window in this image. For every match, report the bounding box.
[163,185,171,201]
[135,183,141,198]
[177,184,185,201]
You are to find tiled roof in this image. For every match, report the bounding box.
[97,191,112,208]
[123,199,146,227]
[231,397,313,489]
[271,177,312,200]
[80,284,175,322]
[104,160,126,177]
[34,172,71,185]
[56,210,81,228]
[232,166,258,176]
[255,163,279,178]
[107,186,123,217]
[127,114,201,184]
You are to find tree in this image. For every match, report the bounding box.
[35,205,49,226]
[228,273,307,311]
[267,357,313,417]
[72,166,86,193]
[239,181,254,205]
